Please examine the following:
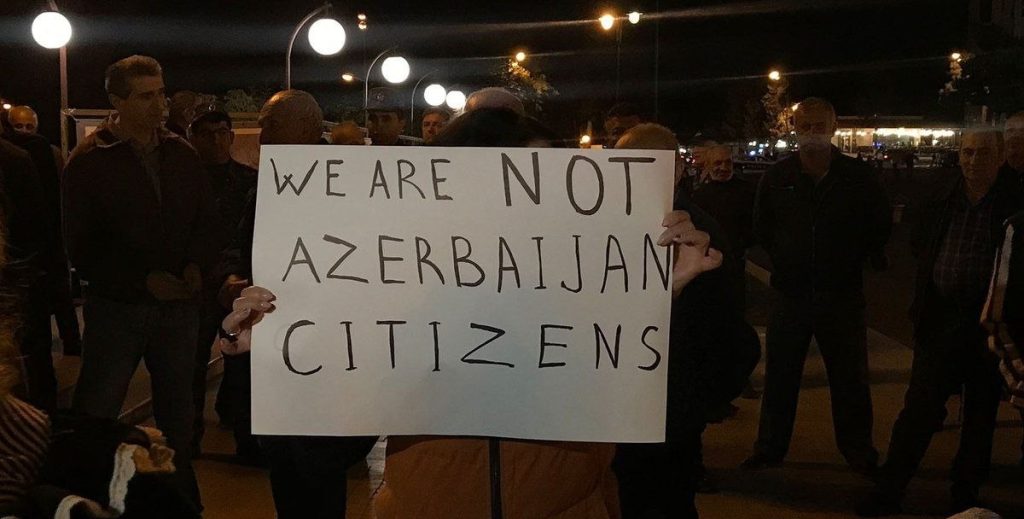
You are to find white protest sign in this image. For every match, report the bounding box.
[252,145,676,442]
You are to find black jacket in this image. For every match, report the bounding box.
[691,176,756,257]
[909,165,1024,329]
[754,148,891,298]
[63,124,221,303]
[668,192,760,434]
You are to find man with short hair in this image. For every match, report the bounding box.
[219,90,377,518]
[746,97,890,476]
[858,129,1024,516]
[366,87,408,146]
[186,109,258,458]
[420,107,450,144]
[604,102,643,144]
[692,145,756,302]
[63,55,219,512]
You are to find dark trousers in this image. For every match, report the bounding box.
[754,292,878,464]
[260,435,377,519]
[71,297,202,509]
[878,318,1002,495]
[220,352,257,454]
[614,423,704,519]
[191,299,223,451]
[15,285,57,411]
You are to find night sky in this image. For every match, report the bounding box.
[1,0,969,142]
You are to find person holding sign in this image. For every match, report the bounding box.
[613,124,762,519]
[215,89,377,519]
[218,107,722,519]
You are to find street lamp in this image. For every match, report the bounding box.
[515,51,527,63]
[627,11,642,24]
[357,13,368,30]
[341,73,355,83]
[285,3,346,89]
[951,52,962,62]
[599,13,616,31]
[423,84,447,107]
[31,11,71,49]
[409,70,439,133]
[363,48,410,120]
[381,56,411,83]
[768,70,782,82]
[31,2,71,157]
[445,90,467,111]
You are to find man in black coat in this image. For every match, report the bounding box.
[613,124,761,519]
[0,136,64,411]
[744,97,891,474]
[858,129,1022,516]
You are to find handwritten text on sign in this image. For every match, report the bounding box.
[252,146,676,442]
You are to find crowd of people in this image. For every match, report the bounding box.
[0,52,1021,519]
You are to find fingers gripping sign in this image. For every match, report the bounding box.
[657,210,723,297]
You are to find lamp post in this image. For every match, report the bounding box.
[599,11,642,103]
[285,3,346,89]
[31,1,72,156]
[362,48,410,121]
[409,70,438,133]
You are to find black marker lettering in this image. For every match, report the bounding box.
[282,320,321,376]
[462,323,513,368]
[282,237,321,283]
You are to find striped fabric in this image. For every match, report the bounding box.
[982,223,1024,408]
[0,396,50,508]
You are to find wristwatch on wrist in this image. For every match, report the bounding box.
[218,326,240,343]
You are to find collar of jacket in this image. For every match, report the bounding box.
[92,115,177,150]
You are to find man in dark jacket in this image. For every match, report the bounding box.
[691,144,756,312]
[0,137,64,411]
[613,124,761,519]
[63,55,220,510]
[185,109,258,458]
[2,129,82,360]
[858,129,1022,516]
[217,89,377,519]
[744,97,891,474]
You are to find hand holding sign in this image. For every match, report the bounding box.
[219,286,275,355]
[658,211,722,298]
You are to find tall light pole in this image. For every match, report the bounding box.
[32,2,72,156]
[362,48,410,121]
[285,3,346,89]
[409,70,438,133]
[600,11,642,103]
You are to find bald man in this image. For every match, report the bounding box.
[465,87,526,115]
[859,129,1024,516]
[218,89,377,519]
[614,124,760,519]
[746,97,890,476]
[8,105,40,135]
[7,105,65,170]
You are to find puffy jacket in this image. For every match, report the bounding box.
[374,436,619,519]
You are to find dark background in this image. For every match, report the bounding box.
[0,0,969,142]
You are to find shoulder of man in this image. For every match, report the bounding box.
[0,136,32,166]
